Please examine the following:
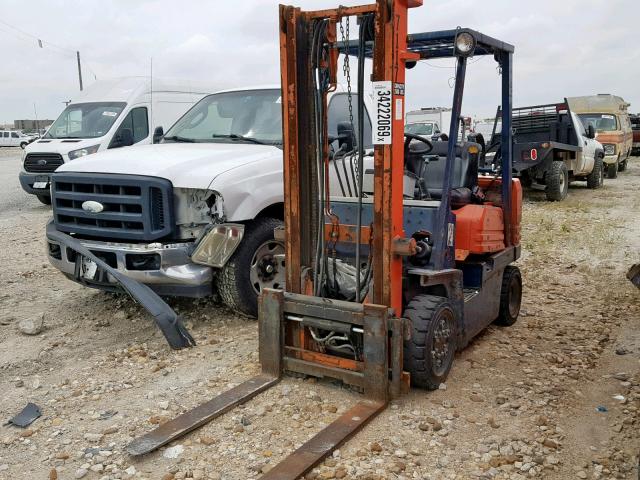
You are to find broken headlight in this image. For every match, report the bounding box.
[173,188,224,229]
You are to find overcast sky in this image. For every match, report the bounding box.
[1,0,638,124]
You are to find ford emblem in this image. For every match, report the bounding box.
[82,200,104,213]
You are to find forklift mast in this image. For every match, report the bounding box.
[280,0,421,316]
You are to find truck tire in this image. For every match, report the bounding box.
[545,161,568,201]
[403,295,456,390]
[20,142,28,149]
[495,265,522,326]
[607,158,619,179]
[618,158,627,172]
[218,217,284,317]
[36,195,52,205]
[586,155,604,189]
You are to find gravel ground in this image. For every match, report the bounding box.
[0,146,638,480]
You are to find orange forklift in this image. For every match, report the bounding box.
[127,1,523,478]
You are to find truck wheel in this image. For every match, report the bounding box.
[218,217,284,317]
[36,195,52,205]
[403,295,456,390]
[20,142,28,149]
[618,158,627,172]
[586,155,604,189]
[607,158,619,179]
[495,265,522,326]
[545,161,568,201]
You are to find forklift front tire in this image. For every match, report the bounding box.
[403,295,456,390]
[495,265,522,327]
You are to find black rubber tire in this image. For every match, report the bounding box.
[218,217,283,317]
[495,265,522,327]
[545,161,568,201]
[618,158,627,172]
[519,172,533,188]
[586,155,604,189]
[607,160,618,179]
[20,142,28,149]
[36,195,52,205]
[403,295,456,390]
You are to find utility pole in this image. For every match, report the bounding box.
[33,103,39,133]
[76,51,83,91]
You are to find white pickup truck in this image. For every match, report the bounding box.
[46,86,373,317]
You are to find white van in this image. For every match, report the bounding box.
[19,77,215,204]
[0,130,33,148]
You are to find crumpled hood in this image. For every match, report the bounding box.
[56,143,282,189]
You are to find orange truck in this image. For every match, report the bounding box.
[567,94,633,178]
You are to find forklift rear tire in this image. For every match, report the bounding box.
[545,162,568,201]
[36,195,52,205]
[586,156,604,189]
[607,161,618,179]
[218,217,284,317]
[495,265,522,327]
[403,295,456,390]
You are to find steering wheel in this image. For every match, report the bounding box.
[404,132,434,154]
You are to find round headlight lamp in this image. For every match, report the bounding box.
[455,32,476,56]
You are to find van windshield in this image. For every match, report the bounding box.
[405,122,434,136]
[163,89,282,145]
[578,113,618,132]
[44,102,126,139]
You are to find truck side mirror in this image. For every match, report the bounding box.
[337,121,356,151]
[153,126,164,144]
[587,124,596,139]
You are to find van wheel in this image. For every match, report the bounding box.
[403,295,456,390]
[495,266,522,326]
[586,155,604,189]
[607,161,618,179]
[218,217,284,317]
[545,161,568,201]
[36,195,52,205]
[618,158,627,172]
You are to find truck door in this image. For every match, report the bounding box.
[573,113,595,175]
[1,131,9,146]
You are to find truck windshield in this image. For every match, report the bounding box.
[44,102,126,139]
[405,123,434,136]
[164,89,282,145]
[578,113,618,132]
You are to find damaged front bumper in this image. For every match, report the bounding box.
[45,221,195,349]
[47,229,214,298]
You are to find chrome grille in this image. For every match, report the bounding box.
[51,173,173,241]
[24,153,64,173]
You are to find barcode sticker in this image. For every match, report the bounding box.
[372,81,392,145]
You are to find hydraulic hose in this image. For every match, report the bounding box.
[354,15,372,302]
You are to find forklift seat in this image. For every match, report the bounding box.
[407,140,480,203]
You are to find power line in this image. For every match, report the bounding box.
[0,19,98,83]
[0,18,75,55]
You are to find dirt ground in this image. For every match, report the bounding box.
[0,146,638,480]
